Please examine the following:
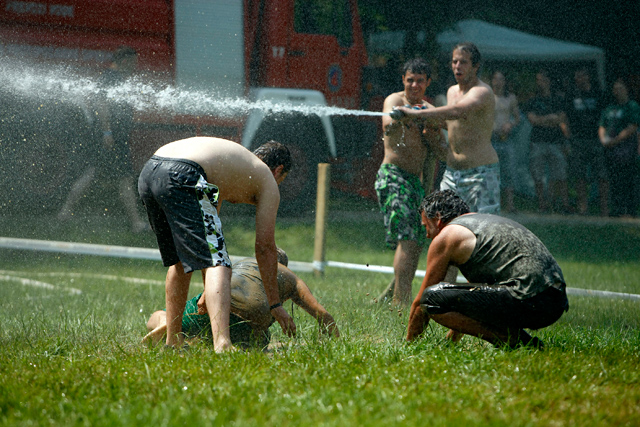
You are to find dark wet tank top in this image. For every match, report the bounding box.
[450,214,565,300]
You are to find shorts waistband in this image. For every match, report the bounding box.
[379,163,421,180]
[445,162,499,175]
[150,155,207,181]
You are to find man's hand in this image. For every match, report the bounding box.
[271,306,296,337]
[319,313,340,338]
[395,105,415,119]
[406,303,428,341]
[600,135,613,147]
[197,293,207,315]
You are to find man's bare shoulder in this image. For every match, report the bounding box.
[469,80,494,99]
[383,91,406,111]
[435,222,476,264]
[447,84,460,98]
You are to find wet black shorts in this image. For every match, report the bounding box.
[420,282,569,330]
[138,155,231,273]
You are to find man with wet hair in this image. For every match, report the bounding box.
[406,190,569,349]
[143,248,340,349]
[396,42,500,214]
[138,137,295,352]
[375,57,446,306]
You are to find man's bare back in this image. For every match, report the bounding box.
[155,137,278,206]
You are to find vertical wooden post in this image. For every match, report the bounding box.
[313,163,330,277]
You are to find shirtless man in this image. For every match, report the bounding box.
[143,249,339,349]
[397,43,499,214]
[375,58,446,306]
[137,137,295,352]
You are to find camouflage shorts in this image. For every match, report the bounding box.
[440,163,501,214]
[375,163,426,249]
[195,176,232,268]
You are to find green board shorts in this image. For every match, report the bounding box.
[180,293,270,349]
[375,163,427,249]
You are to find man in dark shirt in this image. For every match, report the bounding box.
[565,68,607,216]
[522,70,570,213]
[406,190,569,349]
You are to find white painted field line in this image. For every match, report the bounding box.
[0,270,164,286]
[1,237,639,301]
[0,274,82,295]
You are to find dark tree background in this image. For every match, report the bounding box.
[359,0,640,91]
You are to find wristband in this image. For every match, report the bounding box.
[269,302,282,311]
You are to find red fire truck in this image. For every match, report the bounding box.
[0,0,382,213]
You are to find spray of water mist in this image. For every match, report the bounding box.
[0,58,385,119]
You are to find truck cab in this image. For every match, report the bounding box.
[0,0,371,213]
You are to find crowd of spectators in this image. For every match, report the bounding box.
[489,68,639,218]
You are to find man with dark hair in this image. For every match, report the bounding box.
[143,249,339,350]
[137,137,295,352]
[565,68,607,216]
[523,70,571,213]
[406,190,569,349]
[375,57,446,306]
[396,42,500,214]
[599,78,640,218]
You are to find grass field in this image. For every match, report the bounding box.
[1,197,639,426]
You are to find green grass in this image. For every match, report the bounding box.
[1,200,639,426]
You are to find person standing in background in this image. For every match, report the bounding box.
[598,78,640,218]
[522,70,571,214]
[565,68,608,216]
[490,70,520,213]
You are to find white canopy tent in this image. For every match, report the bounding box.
[437,19,606,89]
[368,19,606,89]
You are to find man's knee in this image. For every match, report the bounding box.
[147,310,166,331]
[419,282,454,314]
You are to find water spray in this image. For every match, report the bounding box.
[0,58,387,119]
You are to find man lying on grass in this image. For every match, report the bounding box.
[406,190,569,349]
[144,249,339,350]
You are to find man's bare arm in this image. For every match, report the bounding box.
[287,269,340,337]
[382,93,407,135]
[527,111,565,128]
[601,123,639,147]
[254,180,296,337]
[406,234,453,341]
[406,225,475,341]
[398,86,492,127]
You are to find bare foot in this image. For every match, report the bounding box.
[214,342,239,353]
[142,325,167,347]
[445,329,464,342]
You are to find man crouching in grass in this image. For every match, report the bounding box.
[406,190,569,349]
[144,248,339,350]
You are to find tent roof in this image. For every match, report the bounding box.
[437,19,604,63]
[367,19,606,88]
